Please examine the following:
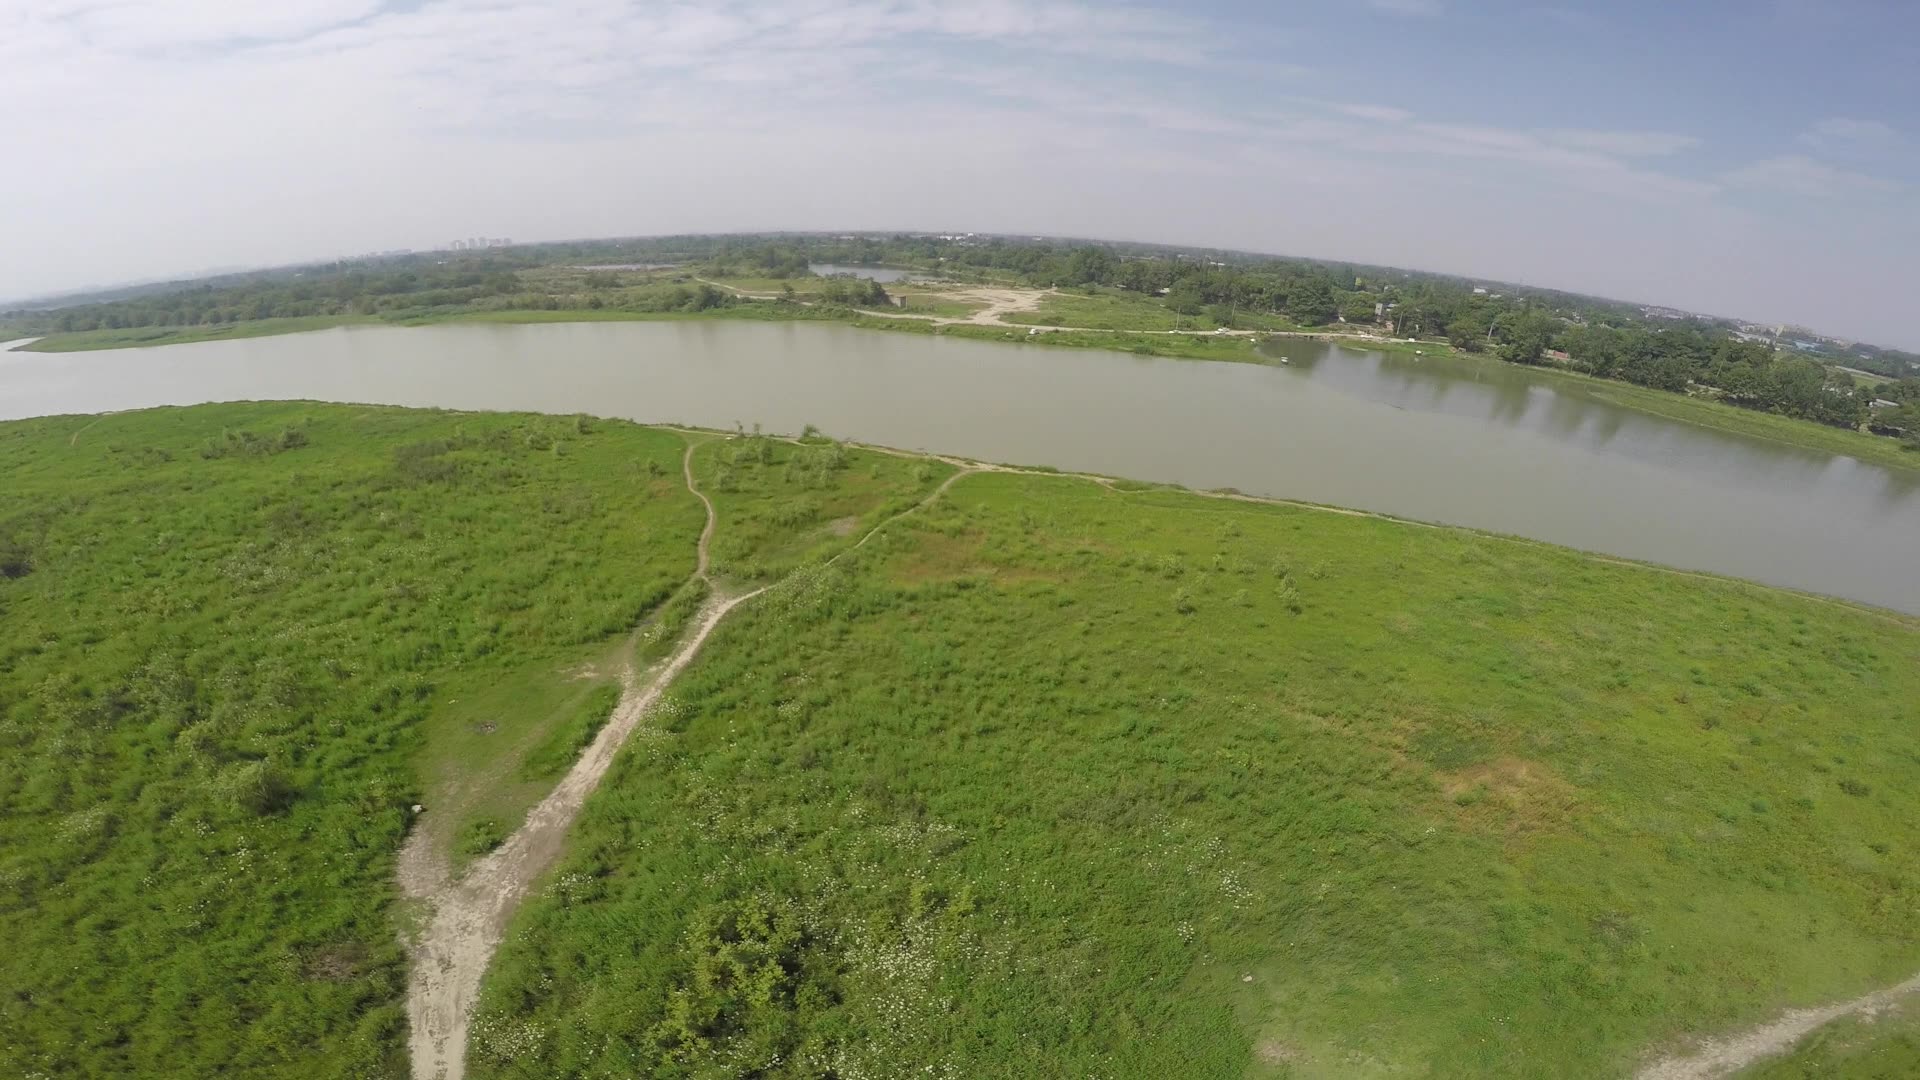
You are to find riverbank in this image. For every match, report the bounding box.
[16,314,384,351]
[13,302,1917,473]
[1510,360,1920,471]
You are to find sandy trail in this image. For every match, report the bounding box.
[403,588,756,1080]
[1635,973,1920,1080]
[952,286,1051,326]
[403,439,750,1080]
[401,439,968,1080]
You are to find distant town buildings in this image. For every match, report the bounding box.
[448,237,512,251]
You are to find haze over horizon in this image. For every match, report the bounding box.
[7,0,1918,349]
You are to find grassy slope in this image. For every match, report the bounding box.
[471,468,1920,1078]
[0,404,707,1077]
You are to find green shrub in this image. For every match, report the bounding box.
[221,760,296,816]
[0,533,30,579]
[457,817,509,859]
[519,685,622,781]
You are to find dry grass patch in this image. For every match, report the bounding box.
[1438,756,1579,834]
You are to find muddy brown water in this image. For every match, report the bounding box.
[3,322,1916,613]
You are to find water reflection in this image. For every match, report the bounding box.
[1274,342,1868,492]
[808,264,925,283]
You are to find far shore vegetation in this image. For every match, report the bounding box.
[7,234,1918,472]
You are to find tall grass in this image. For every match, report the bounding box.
[0,403,705,1076]
[6,404,1917,1077]
[474,470,1920,1078]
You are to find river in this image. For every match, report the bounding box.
[3,321,1915,613]
[808,264,926,282]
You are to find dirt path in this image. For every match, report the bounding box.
[691,276,780,300]
[67,414,112,446]
[402,438,747,1080]
[953,286,1051,326]
[845,285,1052,328]
[401,438,969,1080]
[1636,973,1920,1079]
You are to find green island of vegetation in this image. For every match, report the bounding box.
[3,401,1917,1078]
[6,233,1918,474]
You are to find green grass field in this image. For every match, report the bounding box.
[886,289,989,318]
[939,322,1269,361]
[5,403,1919,1076]
[0,403,706,1076]
[692,431,955,582]
[467,459,1920,1078]
[1002,288,1318,334]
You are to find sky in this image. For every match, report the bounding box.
[4,0,1918,347]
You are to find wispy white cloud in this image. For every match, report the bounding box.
[1310,119,1715,200]
[3,0,1915,349]
[1544,130,1699,157]
[1797,117,1901,150]
[1336,103,1414,123]
[28,0,384,49]
[1723,154,1900,196]
[1365,0,1442,14]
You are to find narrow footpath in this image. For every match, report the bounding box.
[401,439,966,1080]
[397,432,1914,1079]
[1635,972,1920,1080]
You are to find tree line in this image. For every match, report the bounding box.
[755,235,1918,440]
[8,233,1914,445]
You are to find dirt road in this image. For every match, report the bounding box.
[401,439,970,1080]
[1635,972,1920,1079]
[402,440,752,1080]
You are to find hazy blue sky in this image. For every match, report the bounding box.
[6,1,1917,346]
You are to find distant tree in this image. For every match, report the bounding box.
[1339,294,1378,326]
[1496,311,1556,365]
[1064,247,1116,286]
[1559,324,1614,374]
[1392,301,1432,337]
[1446,309,1493,352]
[1166,282,1205,316]
[1286,280,1336,325]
